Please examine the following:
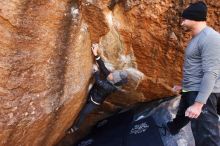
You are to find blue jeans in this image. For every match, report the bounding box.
[167,91,220,146]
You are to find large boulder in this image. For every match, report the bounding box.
[0,0,219,145]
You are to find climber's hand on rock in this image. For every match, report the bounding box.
[91,44,99,56]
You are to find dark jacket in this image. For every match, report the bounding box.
[89,71,117,104]
[89,56,117,104]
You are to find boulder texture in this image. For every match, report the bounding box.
[0,0,219,146]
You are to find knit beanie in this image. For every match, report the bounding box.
[112,70,128,86]
[182,1,207,21]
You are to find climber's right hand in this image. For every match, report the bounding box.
[91,44,99,56]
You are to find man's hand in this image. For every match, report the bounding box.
[172,85,182,95]
[185,102,204,119]
[91,43,99,56]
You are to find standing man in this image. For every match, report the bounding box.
[166,1,220,146]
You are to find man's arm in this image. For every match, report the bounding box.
[185,72,217,119]
[95,56,111,79]
[196,35,220,104]
[185,35,220,119]
[195,72,218,104]
[91,44,111,79]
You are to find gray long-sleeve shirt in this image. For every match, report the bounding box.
[182,26,220,104]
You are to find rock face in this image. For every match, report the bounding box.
[0,0,219,146]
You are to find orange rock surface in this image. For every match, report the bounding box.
[0,0,219,146]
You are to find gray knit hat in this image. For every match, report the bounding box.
[112,70,128,86]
